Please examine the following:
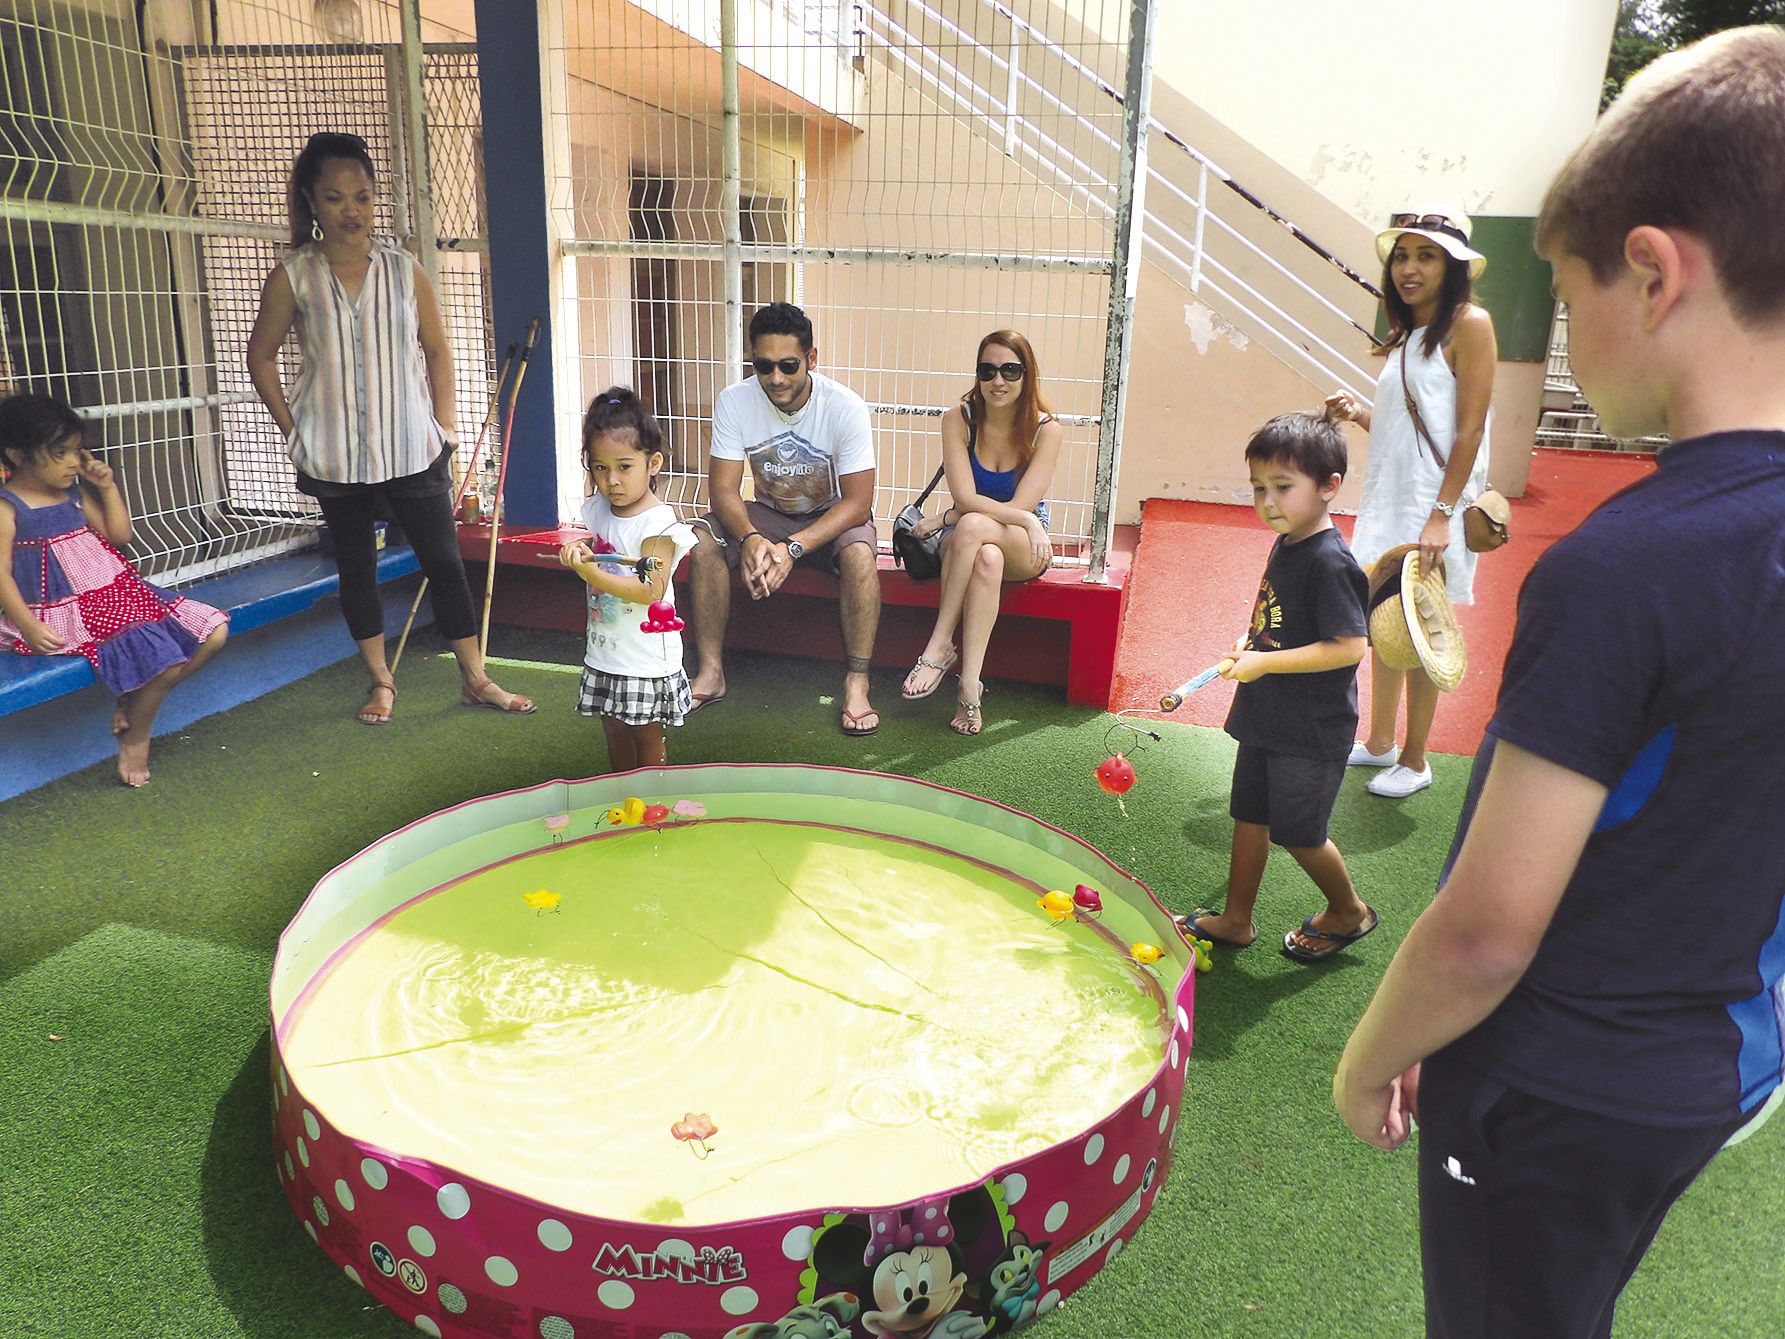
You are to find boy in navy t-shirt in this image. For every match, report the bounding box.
[1335,27,1785,1338]
[1182,412,1375,963]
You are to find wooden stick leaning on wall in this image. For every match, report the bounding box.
[479,317,541,659]
[390,340,518,674]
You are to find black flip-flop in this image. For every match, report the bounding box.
[1281,906,1380,963]
[1175,908,1257,948]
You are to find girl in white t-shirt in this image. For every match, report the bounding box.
[559,388,696,770]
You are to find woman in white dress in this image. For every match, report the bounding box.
[1325,207,1497,798]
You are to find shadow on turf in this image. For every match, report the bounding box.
[202,1032,411,1338]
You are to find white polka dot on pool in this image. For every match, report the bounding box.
[438,1284,468,1315]
[361,1158,389,1191]
[654,1239,694,1263]
[1001,1172,1027,1205]
[720,1286,760,1316]
[436,1183,472,1220]
[781,1224,814,1261]
[540,1317,575,1339]
[1177,1005,1190,1032]
[283,1152,294,1180]
[484,1256,518,1287]
[1158,1103,1172,1135]
[296,1138,309,1168]
[1113,1154,1131,1185]
[1141,1088,1157,1118]
[303,1110,321,1140]
[414,1318,441,1338]
[597,1279,635,1310]
[1169,1039,1180,1069]
[304,1221,317,1242]
[1083,1133,1104,1165]
[279,1066,289,1097]
[537,1219,573,1252]
[311,1197,331,1228]
[1038,1290,1062,1314]
[344,1265,362,1288]
[1043,1202,1069,1233]
[335,1180,356,1212]
[408,1226,437,1257]
[1106,1239,1125,1266]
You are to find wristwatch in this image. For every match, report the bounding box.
[1432,500,1456,518]
[785,539,805,561]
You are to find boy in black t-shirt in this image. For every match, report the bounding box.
[1335,29,1785,1338]
[1182,412,1376,963]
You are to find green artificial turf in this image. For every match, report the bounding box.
[2,631,1780,1338]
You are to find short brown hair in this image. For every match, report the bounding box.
[1245,411,1348,483]
[1536,26,1785,327]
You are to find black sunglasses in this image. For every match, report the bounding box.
[977,361,1025,382]
[750,357,805,377]
[1389,212,1468,245]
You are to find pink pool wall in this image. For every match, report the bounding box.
[269,961,1195,1339]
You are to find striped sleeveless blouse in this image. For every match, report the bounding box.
[281,240,447,485]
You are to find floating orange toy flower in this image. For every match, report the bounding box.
[670,1111,718,1158]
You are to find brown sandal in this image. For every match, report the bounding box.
[359,678,397,725]
[461,677,536,715]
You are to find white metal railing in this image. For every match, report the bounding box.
[862,0,1382,402]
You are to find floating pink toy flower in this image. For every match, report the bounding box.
[543,813,570,844]
[672,799,706,817]
[1072,884,1103,917]
[670,1111,718,1158]
[640,599,686,634]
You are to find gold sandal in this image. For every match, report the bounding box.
[461,677,537,715]
[359,679,397,726]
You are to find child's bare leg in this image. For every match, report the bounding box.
[633,722,667,768]
[601,715,640,773]
[1188,821,1267,945]
[112,698,131,735]
[1282,840,1373,953]
[114,626,227,786]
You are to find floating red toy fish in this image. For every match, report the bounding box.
[1096,754,1137,795]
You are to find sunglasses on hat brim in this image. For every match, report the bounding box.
[1389,213,1470,246]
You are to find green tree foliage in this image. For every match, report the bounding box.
[1602,0,1785,108]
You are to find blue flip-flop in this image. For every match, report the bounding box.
[1281,905,1380,963]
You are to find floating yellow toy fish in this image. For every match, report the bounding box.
[523,889,562,914]
[606,796,647,826]
[1037,889,1076,923]
[1130,942,1164,965]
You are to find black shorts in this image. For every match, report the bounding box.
[1228,743,1345,848]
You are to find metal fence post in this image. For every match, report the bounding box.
[1087,0,1155,584]
[722,0,744,378]
[398,0,437,284]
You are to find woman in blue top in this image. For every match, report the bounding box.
[900,330,1062,735]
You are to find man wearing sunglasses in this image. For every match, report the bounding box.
[687,301,882,736]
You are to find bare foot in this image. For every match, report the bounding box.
[117,733,151,787]
[1177,909,1257,947]
[111,695,132,736]
[689,669,727,705]
[949,679,984,736]
[358,679,396,725]
[901,643,957,699]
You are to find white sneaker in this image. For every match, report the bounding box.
[1368,763,1433,798]
[1347,740,1400,767]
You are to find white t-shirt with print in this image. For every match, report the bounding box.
[577,496,697,678]
[709,371,875,517]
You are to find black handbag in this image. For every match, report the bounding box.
[891,463,948,581]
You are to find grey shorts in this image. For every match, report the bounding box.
[699,500,876,575]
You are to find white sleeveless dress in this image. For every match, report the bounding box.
[1349,328,1491,606]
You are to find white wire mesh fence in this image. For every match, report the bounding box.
[551,0,1137,558]
[0,0,493,583]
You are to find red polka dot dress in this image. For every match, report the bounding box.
[1,485,228,694]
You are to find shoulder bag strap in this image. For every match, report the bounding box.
[1400,342,1448,470]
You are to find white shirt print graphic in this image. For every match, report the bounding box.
[745,429,840,516]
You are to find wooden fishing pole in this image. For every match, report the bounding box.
[390,340,517,673]
[478,316,540,658]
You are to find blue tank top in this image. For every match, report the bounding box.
[965,411,1051,526]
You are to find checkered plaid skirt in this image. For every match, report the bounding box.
[576,666,692,726]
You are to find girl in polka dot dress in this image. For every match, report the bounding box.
[0,393,229,786]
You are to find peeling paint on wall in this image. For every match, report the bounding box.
[1184,301,1251,356]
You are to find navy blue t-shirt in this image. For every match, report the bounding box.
[1224,526,1369,761]
[1439,431,1785,1127]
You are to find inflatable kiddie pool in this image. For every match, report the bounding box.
[270,765,1195,1338]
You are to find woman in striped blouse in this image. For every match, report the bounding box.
[248,132,532,723]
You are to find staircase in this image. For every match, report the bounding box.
[857,0,1385,403]
[1536,306,1667,451]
